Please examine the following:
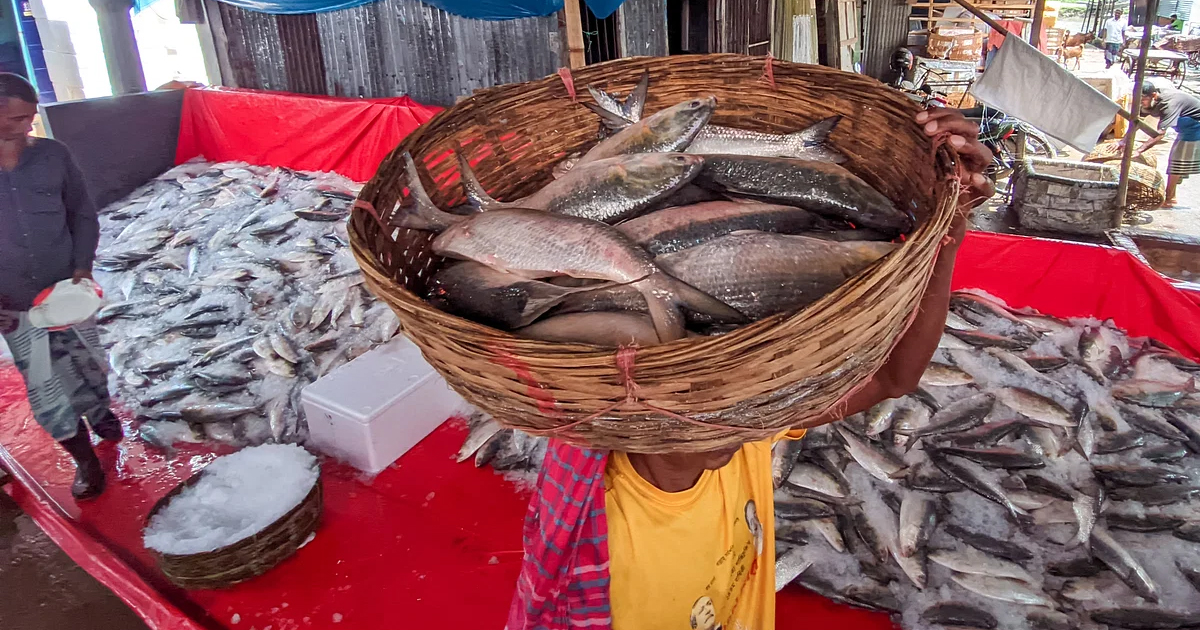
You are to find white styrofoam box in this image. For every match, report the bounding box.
[301,334,467,474]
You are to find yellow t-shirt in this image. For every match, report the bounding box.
[605,432,803,630]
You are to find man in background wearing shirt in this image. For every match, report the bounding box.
[1136,83,1200,208]
[0,73,119,500]
[1101,8,1127,68]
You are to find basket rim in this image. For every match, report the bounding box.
[346,54,962,449]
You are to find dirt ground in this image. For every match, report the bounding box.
[0,487,147,630]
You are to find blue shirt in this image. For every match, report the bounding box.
[0,138,98,311]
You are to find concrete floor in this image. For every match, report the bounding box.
[0,488,147,630]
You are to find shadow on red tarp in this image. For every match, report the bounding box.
[175,88,442,182]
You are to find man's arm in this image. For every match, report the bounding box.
[801,108,992,427]
[62,149,99,280]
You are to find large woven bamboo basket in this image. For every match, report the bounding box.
[145,469,323,589]
[350,54,960,452]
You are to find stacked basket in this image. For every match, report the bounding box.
[350,55,960,453]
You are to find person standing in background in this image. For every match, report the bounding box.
[0,73,119,500]
[1135,83,1200,208]
[1101,8,1127,68]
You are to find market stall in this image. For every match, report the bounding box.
[4,86,1200,630]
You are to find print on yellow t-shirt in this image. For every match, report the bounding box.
[604,440,781,630]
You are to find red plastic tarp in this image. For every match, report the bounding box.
[175,88,443,182]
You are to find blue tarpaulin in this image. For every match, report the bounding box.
[184,0,625,19]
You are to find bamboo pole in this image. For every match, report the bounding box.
[1113,0,1159,225]
[563,0,587,69]
[948,0,1158,136]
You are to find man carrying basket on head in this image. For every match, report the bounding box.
[505,108,995,630]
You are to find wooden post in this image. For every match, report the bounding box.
[564,0,587,68]
[1113,0,1158,225]
[1030,0,1046,48]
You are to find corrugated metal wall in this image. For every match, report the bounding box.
[773,0,818,62]
[711,0,773,54]
[619,0,669,57]
[210,0,561,106]
[861,0,909,80]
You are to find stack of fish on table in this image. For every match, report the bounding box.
[459,289,1200,630]
[94,161,400,451]
[393,71,914,346]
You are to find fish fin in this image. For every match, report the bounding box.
[454,149,505,211]
[789,115,848,163]
[623,70,650,121]
[658,271,749,325]
[582,101,637,132]
[887,466,911,480]
[388,152,461,231]
[512,284,606,328]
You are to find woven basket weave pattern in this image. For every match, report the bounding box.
[350,55,959,452]
[146,471,323,589]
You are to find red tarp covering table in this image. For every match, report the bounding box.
[7,86,1200,630]
[175,88,442,182]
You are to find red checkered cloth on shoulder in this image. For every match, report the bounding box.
[505,440,612,630]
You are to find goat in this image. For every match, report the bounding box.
[1059,44,1084,69]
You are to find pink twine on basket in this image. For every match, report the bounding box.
[557,67,578,102]
[760,52,777,90]
[489,344,566,420]
[516,345,777,439]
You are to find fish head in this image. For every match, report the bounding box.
[645,95,717,148]
[618,153,706,189]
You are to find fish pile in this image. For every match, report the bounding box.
[396,72,914,345]
[94,161,400,450]
[459,290,1200,630]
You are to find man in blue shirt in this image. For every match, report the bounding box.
[0,73,118,499]
[1136,83,1200,208]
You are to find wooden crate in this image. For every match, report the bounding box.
[1012,159,1120,236]
[926,27,985,61]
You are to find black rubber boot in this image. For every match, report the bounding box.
[88,409,123,442]
[58,425,105,500]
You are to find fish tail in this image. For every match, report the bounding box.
[657,270,749,325]
[582,101,636,132]
[389,152,462,231]
[624,69,650,121]
[633,274,688,343]
[791,115,848,163]
[454,149,506,211]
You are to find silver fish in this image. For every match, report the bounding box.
[694,155,912,233]
[456,151,705,224]
[578,96,716,164]
[179,402,259,423]
[1089,526,1159,602]
[686,116,847,163]
[995,387,1074,427]
[898,493,938,558]
[785,463,847,499]
[656,232,896,322]
[929,546,1033,583]
[950,573,1052,607]
[835,425,907,483]
[774,546,813,593]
